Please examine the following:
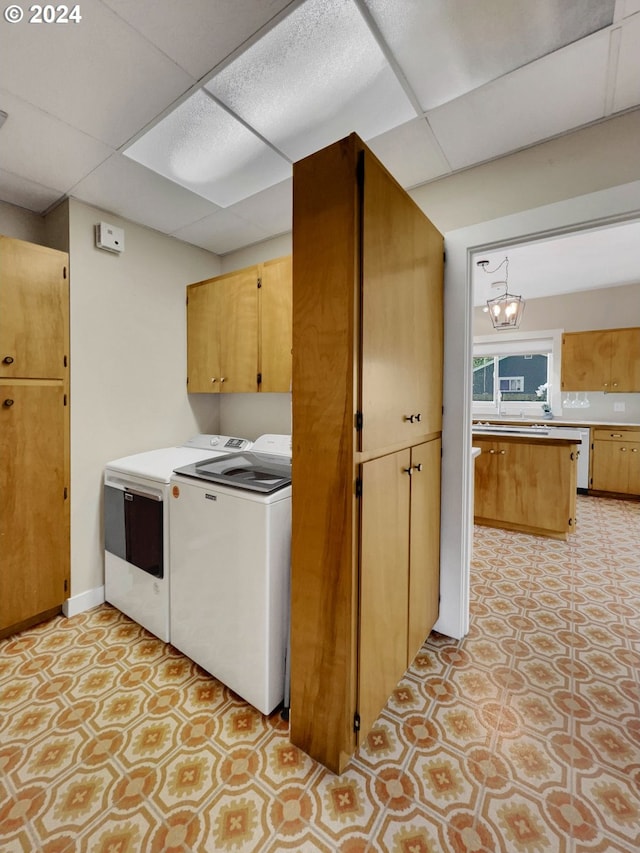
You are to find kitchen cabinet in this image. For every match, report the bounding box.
[186,255,292,394]
[0,236,69,638]
[561,327,640,392]
[290,134,443,773]
[473,435,577,539]
[591,428,640,496]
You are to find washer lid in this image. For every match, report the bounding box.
[173,451,292,494]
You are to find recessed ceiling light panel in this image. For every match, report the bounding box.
[123,90,291,207]
[205,0,417,161]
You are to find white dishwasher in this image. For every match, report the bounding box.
[169,435,291,715]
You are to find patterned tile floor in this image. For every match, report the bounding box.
[1,495,639,852]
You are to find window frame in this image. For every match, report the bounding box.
[472,329,562,418]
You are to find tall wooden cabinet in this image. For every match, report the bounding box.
[0,235,70,637]
[290,135,443,773]
[562,327,640,392]
[186,256,292,393]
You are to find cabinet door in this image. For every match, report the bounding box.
[473,440,501,520]
[407,439,441,664]
[360,150,443,451]
[260,256,292,392]
[187,281,221,393]
[0,383,67,630]
[219,270,259,393]
[610,328,640,392]
[359,450,410,739]
[0,236,68,380]
[629,444,640,496]
[592,440,630,493]
[561,331,610,391]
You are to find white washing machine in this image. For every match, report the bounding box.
[169,434,292,715]
[104,434,252,642]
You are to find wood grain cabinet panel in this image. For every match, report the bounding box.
[562,327,640,392]
[0,235,69,637]
[290,135,443,773]
[473,437,577,539]
[186,256,291,394]
[591,428,640,496]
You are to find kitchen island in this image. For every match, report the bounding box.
[472,427,579,539]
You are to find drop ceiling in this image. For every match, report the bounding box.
[1,0,639,261]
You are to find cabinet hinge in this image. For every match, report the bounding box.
[568,517,573,527]
[63,266,67,279]
[257,277,262,289]
[355,478,362,498]
[257,372,262,386]
[353,712,361,732]
[63,394,67,406]
[443,250,446,264]
[570,451,575,461]
[64,578,68,593]
[64,487,68,500]
[441,446,443,458]
[355,411,363,431]
[64,355,68,368]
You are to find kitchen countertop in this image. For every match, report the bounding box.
[473,418,640,428]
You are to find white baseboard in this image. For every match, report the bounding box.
[63,586,105,618]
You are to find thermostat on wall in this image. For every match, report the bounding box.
[95,222,125,254]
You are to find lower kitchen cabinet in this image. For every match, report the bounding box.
[473,437,578,539]
[0,382,68,634]
[591,428,640,496]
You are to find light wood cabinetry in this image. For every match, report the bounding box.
[591,428,640,496]
[186,256,292,394]
[290,135,443,773]
[0,235,69,638]
[473,436,577,539]
[561,327,640,392]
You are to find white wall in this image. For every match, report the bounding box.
[473,281,640,424]
[65,200,222,597]
[0,200,45,244]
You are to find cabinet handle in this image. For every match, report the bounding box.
[499,449,506,455]
[612,382,618,388]
[220,377,227,383]
[403,466,412,476]
[3,398,14,407]
[632,448,638,453]
[210,378,217,383]
[489,449,496,454]
[611,433,622,438]
[412,463,423,473]
[620,447,627,452]
[603,382,609,387]
[403,413,422,423]
[415,413,422,422]
[2,355,14,364]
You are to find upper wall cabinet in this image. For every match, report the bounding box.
[186,256,292,394]
[0,236,68,380]
[561,327,640,392]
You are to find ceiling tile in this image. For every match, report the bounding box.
[427,32,610,170]
[123,90,292,207]
[0,168,62,212]
[366,118,451,187]
[70,153,220,235]
[364,0,615,111]
[0,2,193,147]
[229,179,293,235]
[205,0,417,161]
[613,13,640,112]
[101,0,296,80]
[171,209,271,255]
[0,91,113,193]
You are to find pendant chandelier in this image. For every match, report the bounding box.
[477,256,525,330]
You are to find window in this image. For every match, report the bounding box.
[472,330,562,416]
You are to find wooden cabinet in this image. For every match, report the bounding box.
[186,255,291,394]
[591,428,640,496]
[359,439,441,739]
[473,436,577,539]
[562,328,640,392]
[290,135,443,773]
[0,236,69,638]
